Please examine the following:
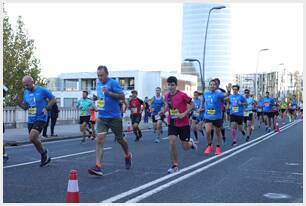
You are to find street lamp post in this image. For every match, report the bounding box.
[202,5,226,92]
[184,58,203,92]
[255,48,269,99]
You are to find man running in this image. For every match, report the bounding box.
[150,87,165,143]
[288,95,298,122]
[256,95,265,127]
[88,65,132,176]
[228,85,247,146]
[280,98,288,124]
[272,98,280,132]
[263,91,274,132]
[190,91,204,143]
[129,90,145,142]
[15,75,55,167]
[76,91,96,143]
[203,80,231,156]
[161,76,197,174]
[243,89,255,141]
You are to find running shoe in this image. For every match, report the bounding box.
[154,138,160,143]
[88,166,103,176]
[215,146,221,155]
[241,130,246,136]
[125,153,132,169]
[40,149,51,167]
[231,141,237,146]
[267,128,271,132]
[190,138,198,151]
[204,145,213,155]
[3,155,8,163]
[167,165,179,174]
[246,136,250,142]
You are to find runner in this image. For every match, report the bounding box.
[129,90,145,142]
[213,78,227,145]
[119,99,128,140]
[160,76,197,174]
[256,95,265,128]
[263,91,274,132]
[76,91,95,143]
[190,91,204,143]
[299,101,303,119]
[243,89,255,141]
[272,98,280,132]
[88,65,132,176]
[288,95,298,122]
[203,80,231,155]
[280,98,289,124]
[228,84,247,146]
[150,87,165,143]
[15,75,55,167]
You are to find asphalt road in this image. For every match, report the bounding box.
[3,119,303,203]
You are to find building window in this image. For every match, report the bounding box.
[119,77,135,90]
[64,79,79,91]
[64,98,78,108]
[81,79,96,91]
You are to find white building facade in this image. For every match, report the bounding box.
[47,70,198,107]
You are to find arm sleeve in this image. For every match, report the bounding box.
[43,88,55,100]
[111,81,123,94]
[183,93,192,104]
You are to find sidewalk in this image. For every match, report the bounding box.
[4,120,157,146]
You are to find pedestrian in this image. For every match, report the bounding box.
[14,75,55,167]
[161,76,197,174]
[42,102,60,137]
[129,90,145,142]
[144,96,150,124]
[88,65,132,176]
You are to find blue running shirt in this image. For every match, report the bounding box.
[203,91,225,120]
[151,96,164,116]
[229,94,246,116]
[23,86,55,123]
[96,78,123,119]
[257,100,264,112]
[263,97,274,112]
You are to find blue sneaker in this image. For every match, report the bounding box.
[125,153,132,169]
[88,166,103,176]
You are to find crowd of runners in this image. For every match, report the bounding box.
[3,65,303,175]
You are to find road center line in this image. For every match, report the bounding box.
[4,147,112,169]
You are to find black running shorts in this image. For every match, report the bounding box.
[28,120,47,134]
[168,125,190,142]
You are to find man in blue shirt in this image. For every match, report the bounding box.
[15,75,56,167]
[243,89,256,141]
[88,65,132,176]
[228,85,247,146]
[263,91,274,132]
[203,80,231,156]
[150,87,165,143]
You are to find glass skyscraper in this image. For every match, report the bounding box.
[181,3,232,90]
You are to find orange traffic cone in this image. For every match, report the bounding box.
[127,122,132,132]
[66,170,80,203]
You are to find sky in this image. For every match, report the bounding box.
[4,2,303,78]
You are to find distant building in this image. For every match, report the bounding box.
[181,3,232,90]
[47,71,198,107]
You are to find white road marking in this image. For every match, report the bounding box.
[125,120,301,203]
[100,120,300,203]
[4,147,112,169]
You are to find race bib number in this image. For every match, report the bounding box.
[232,107,239,112]
[131,107,138,114]
[257,108,262,112]
[155,114,161,120]
[97,99,105,110]
[292,105,296,109]
[244,111,249,117]
[264,102,270,107]
[193,111,200,117]
[207,109,216,115]
[170,109,178,119]
[28,107,37,116]
[81,110,86,116]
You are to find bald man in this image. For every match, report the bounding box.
[15,75,56,167]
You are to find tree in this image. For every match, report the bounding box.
[3,10,47,106]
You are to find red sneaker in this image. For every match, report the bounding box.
[215,147,221,155]
[204,145,213,156]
